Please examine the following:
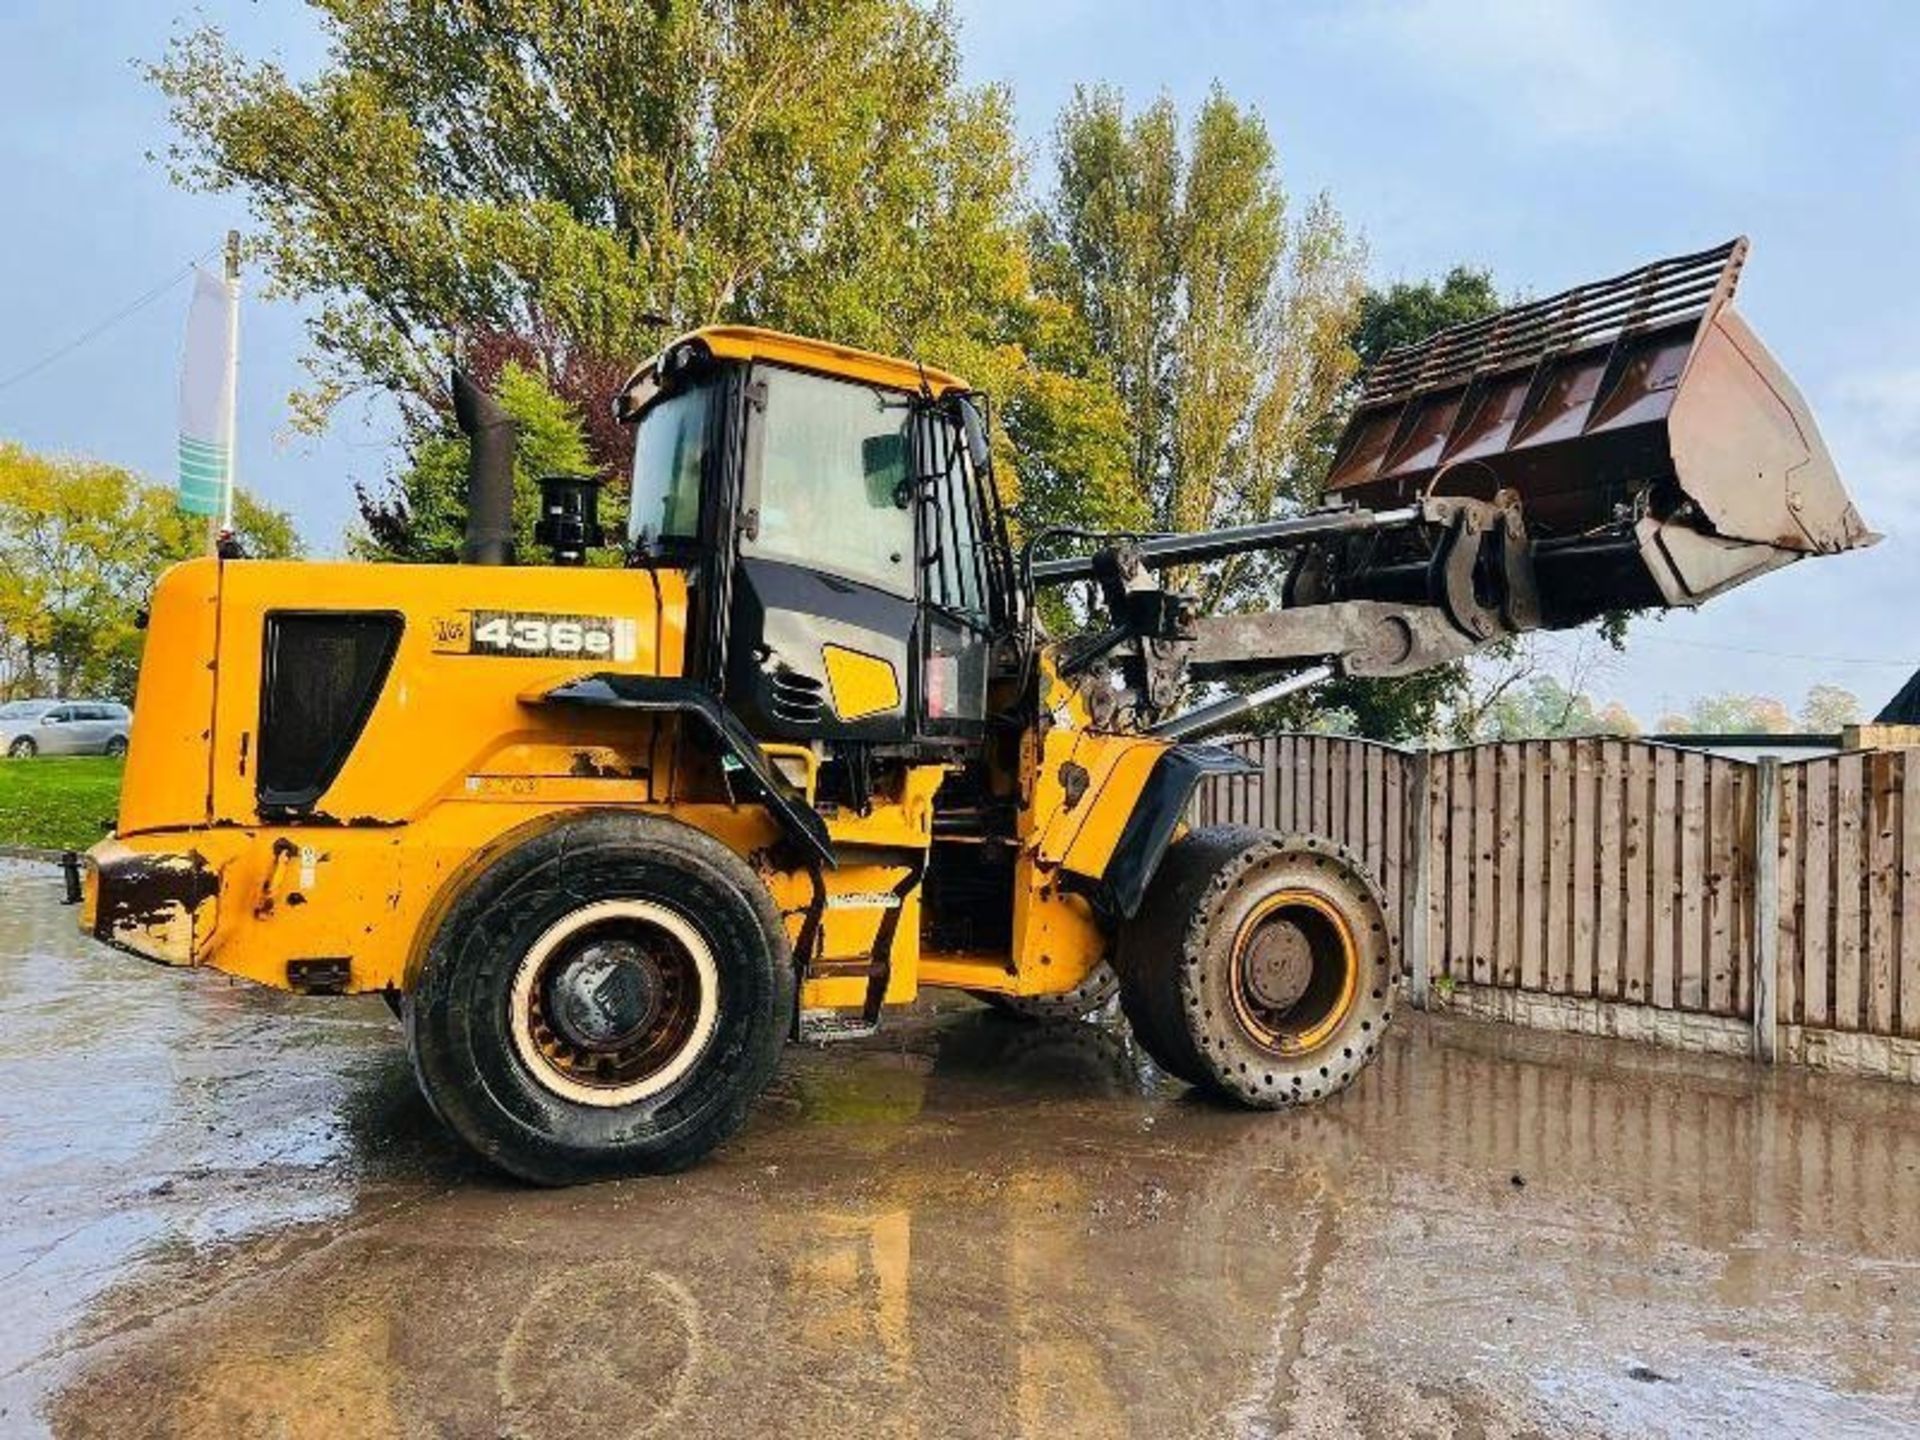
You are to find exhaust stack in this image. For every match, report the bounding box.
[1326,239,1875,622]
[452,369,517,565]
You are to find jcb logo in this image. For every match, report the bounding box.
[434,610,638,662]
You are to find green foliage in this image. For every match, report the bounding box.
[1656,688,1855,736]
[1030,85,1366,603]
[0,757,123,851]
[0,441,298,700]
[1472,674,1639,742]
[353,362,603,563]
[149,2,1078,515]
[1351,266,1500,366]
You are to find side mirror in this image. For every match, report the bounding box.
[41,714,60,726]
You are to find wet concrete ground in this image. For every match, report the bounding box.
[3,858,1919,1437]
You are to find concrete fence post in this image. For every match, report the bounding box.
[1752,756,1781,1063]
[1407,748,1433,1009]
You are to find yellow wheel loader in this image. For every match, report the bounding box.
[73,239,1872,1183]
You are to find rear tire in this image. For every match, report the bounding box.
[104,735,128,758]
[407,811,793,1185]
[1117,827,1395,1107]
[971,960,1119,1021]
[8,737,35,759]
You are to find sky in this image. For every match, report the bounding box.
[1,0,1916,724]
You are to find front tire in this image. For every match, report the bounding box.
[407,811,793,1185]
[8,737,35,758]
[1118,827,1395,1107]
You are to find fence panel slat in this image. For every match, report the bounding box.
[1447,751,1472,981]
[1429,752,1448,981]
[1496,745,1522,986]
[1733,764,1755,1019]
[1652,748,1679,1009]
[1345,741,1365,856]
[1679,750,1707,1011]
[1383,748,1404,943]
[1835,756,1864,1031]
[1779,766,1801,1026]
[1625,744,1652,1004]
[1597,741,1624,1000]
[1469,746,1495,985]
[1545,744,1572,992]
[1708,758,1737,1015]
[1572,739,1598,997]
[1868,751,1899,1036]
[1803,760,1832,1028]
[1522,743,1547,992]
[1901,752,1920,1040]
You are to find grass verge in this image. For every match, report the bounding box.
[0,757,122,852]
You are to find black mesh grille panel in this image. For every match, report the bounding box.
[257,612,402,813]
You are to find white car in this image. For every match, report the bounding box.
[1,700,131,758]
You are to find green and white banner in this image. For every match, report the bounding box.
[177,268,235,518]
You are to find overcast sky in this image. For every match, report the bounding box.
[1,1,1914,723]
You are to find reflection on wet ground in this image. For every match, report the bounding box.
[3,858,1918,1437]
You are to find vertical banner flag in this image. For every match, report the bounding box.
[177,268,235,519]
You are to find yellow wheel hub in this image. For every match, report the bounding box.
[1227,890,1359,1056]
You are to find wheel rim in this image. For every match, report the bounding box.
[1227,890,1358,1056]
[508,899,720,1107]
[9,740,30,757]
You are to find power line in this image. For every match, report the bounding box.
[1634,632,1914,669]
[0,245,222,397]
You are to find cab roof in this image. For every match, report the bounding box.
[662,325,968,396]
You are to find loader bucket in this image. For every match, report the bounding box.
[1326,239,1874,622]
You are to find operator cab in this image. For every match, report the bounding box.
[618,327,1020,764]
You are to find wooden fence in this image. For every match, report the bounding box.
[1192,734,1920,1062]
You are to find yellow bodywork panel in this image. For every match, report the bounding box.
[201,559,687,828]
[820,644,902,722]
[117,563,221,833]
[1032,727,1168,880]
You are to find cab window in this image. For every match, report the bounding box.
[628,381,714,547]
[748,367,913,596]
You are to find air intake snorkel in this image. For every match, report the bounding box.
[452,369,517,565]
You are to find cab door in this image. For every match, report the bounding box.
[913,402,997,740]
[726,364,918,742]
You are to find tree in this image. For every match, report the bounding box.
[1800,683,1861,733]
[1470,675,1638,741]
[1351,267,1501,366]
[0,441,297,699]
[1244,267,1504,742]
[152,0,1115,549]
[1030,85,1366,605]
[1656,693,1795,735]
